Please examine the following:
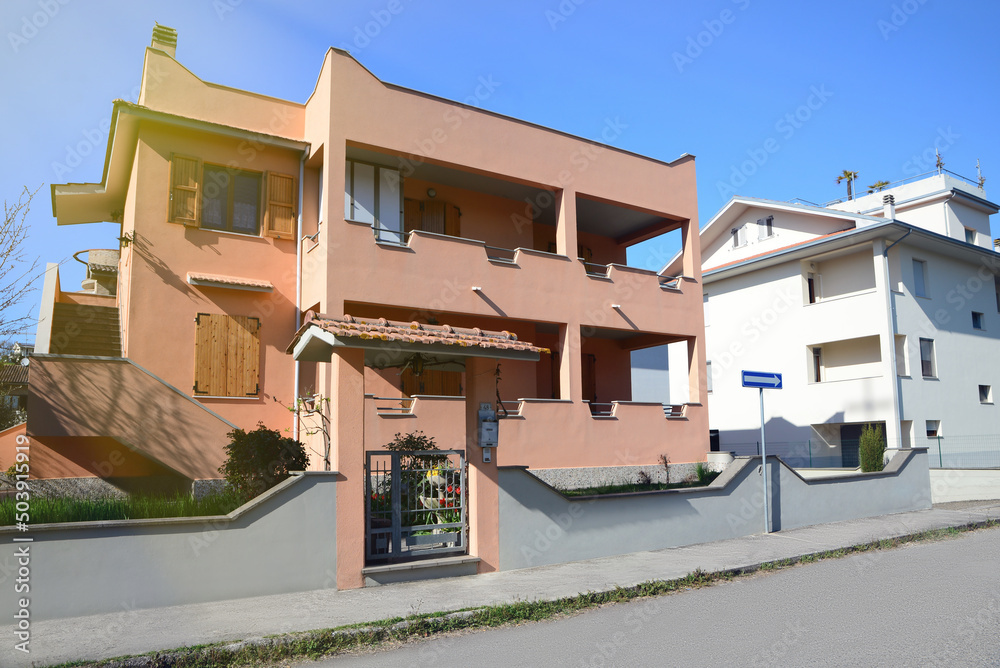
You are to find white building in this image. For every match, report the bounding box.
[663,172,999,467]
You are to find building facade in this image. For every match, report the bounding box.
[21,27,710,587]
[675,172,999,467]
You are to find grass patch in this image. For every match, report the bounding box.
[0,491,244,525]
[46,519,998,668]
[562,475,719,497]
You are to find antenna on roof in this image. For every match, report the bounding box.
[977,159,986,190]
[935,149,944,174]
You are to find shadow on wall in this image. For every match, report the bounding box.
[27,356,233,487]
[715,415,845,468]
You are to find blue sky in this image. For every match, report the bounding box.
[2,0,998,343]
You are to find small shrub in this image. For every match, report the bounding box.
[636,470,652,485]
[658,453,670,484]
[859,423,886,472]
[384,431,446,470]
[219,422,307,501]
[695,462,716,485]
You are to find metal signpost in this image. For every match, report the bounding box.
[741,371,782,533]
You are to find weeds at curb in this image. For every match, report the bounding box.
[50,519,998,668]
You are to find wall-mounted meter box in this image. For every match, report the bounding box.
[478,403,498,448]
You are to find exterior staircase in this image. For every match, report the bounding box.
[49,303,122,357]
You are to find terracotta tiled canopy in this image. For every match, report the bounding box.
[286,312,549,367]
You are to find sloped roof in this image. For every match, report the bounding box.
[286,313,549,366]
[0,365,28,386]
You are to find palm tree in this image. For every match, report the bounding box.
[867,180,890,194]
[836,170,860,200]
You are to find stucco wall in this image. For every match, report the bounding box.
[0,472,337,620]
[497,449,930,570]
[929,468,1000,503]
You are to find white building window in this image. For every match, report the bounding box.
[731,226,746,248]
[973,311,985,330]
[811,347,823,382]
[912,259,928,298]
[980,385,993,404]
[703,293,710,327]
[344,159,402,242]
[757,216,773,240]
[965,227,977,244]
[919,338,936,378]
[926,420,940,438]
[706,360,713,393]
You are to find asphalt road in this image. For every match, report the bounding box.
[308,526,1000,667]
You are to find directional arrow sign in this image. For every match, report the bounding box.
[742,370,782,390]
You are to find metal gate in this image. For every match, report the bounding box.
[365,449,467,563]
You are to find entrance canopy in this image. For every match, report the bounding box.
[286,312,548,368]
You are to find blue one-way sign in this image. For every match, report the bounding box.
[742,370,782,389]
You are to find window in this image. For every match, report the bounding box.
[703,293,710,326]
[757,216,773,240]
[731,225,746,248]
[965,227,977,244]
[345,159,402,242]
[919,338,936,378]
[168,154,296,239]
[706,361,713,393]
[980,385,993,404]
[202,165,261,234]
[193,313,261,397]
[973,311,985,330]
[812,347,823,382]
[912,259,928,298]
[807,273,819,304]
[926,420,939,438]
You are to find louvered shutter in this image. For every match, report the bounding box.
[264,172,297,239]
[169,155,201,226]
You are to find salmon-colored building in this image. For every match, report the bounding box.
[23,26,708,588]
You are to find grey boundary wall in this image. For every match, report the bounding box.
[0,472,337,620]
[498,449,931,570]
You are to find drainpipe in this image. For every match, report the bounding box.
[294,151,307,442]
[881,211,911,450]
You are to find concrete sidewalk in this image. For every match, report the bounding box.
[5,501,999,667]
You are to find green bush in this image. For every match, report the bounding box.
[219,422,307,501]
[859,423,886,472]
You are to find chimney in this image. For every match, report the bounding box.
[151,23,177,58]
[883,194,895,219]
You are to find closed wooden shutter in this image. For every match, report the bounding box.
[401,369,463,397]
[193,314,260,396]
[422,200,446,235]
[403,198,421,234]
[264,172,296,239]
[444,203,461,237]
[169,155,201,226]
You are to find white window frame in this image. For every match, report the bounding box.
[979,385,993,404]
[757,215,774,240]
[731,225,747,248]
[973,311,985,330]
[919,338,936,378]
[925,420,940,438]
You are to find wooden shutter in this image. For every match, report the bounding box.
[422,200,446,235]
[169,155,201,226]
[264,172,297,239]
[403,198,422,234]
[193,314,260,397]
[444,203,461,237]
